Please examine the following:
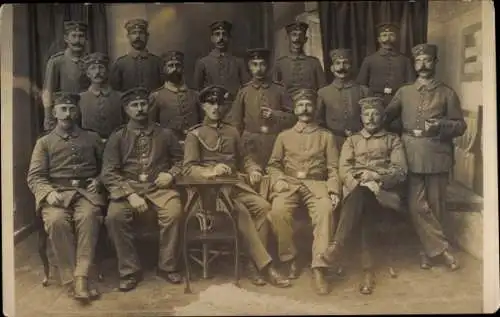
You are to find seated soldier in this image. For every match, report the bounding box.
[183,85,291,288]
[101,87,184,291]
[266,88,341,295]
[320,96,408,295]
[27,92,106,302]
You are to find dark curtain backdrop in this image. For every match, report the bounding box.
[319,0,428,82]
[27,3,108,135]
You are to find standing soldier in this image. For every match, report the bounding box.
[27,92,106,302]
[79,52,124,141]
[149,51,202,142]
[42,21,90,131]
[109,19,164,92]
[193,20,250,112]
[183,85,291,288]
[356,23,415,112]
[266,88,341,295]
[230,48,296,170]
[273,22,326,93]
[101,88,185,292]
[384,44,466,271]
[317,48,372,151]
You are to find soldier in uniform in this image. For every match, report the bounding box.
[101,87,184,291]
[273,22,326,92]
[193,20,250,122]
[109,19,164,92]
[79,52,125,141]
[317,48,372,151]
[266,88,341,295]
[384,44,466,271]
[356,23,415,109]
[42,21,90,131]
[229,48,296,170]
[183,85,291,288]
[27,92,106,302]
[149,50,202,142]
[321,97,408,295]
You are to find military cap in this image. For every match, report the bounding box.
[53,92,80,106]
[199,85,230,104]
[412,43,438,58]
[162,51,184,63]
[121,87,150,106]
[329,48,352,62]
[359,97,385,113]
[125,19,149,32]
[285,21,309,34]
[63,21,88,33]
[82,52,109,69]
[246,48,271,61]
[210,20,232,34]
[376,22,399,34]
[291,88,317,104]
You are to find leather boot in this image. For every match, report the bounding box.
[88,278,101,300]
[419,252,432,270]
[73,276,90,301]
[312,268,329,295]
[442,250,460,271]
[287,260,299,280]
[321,242,342,266]
[359,270,375,295]
[265,265,291,288]
[246,261,266,286]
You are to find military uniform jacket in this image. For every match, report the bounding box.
[266,122,341,195]
[273,54,326,92]
[317,79,372,135]
[183,120,261,194]
[79,86,125,139]
[100,122,183,207]
[356,48,416,96]
[110,50,164,92]
[149,82,202,138]
[385,79,467,174]
[193,50,251,99]
[42,49,90,107]
[340,129,407,208]
[229,79,296,133]
[27,126,106,213]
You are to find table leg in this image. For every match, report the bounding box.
[202,242,209,279]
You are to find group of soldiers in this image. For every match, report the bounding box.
[27,16,466,303]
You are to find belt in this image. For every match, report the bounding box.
[50,178,93,188]
[403,129,439,138]
[284,168,326,181]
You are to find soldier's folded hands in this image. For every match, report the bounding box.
[46,191,63,206]
[249,171,262,185]
[127,193,148,213]
[273,179,289,193]
[154,172,174,188]
[361,180,381,195]
[214,163,232,176]
[86,178,100,193]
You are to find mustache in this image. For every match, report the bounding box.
[335,69,349,74]
[417,67,432,72]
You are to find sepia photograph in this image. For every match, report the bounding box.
[1,1,498,316]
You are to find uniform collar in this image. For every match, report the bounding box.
[210,49,230,58]
[64,48,84,63]
[332,78,354,89]
[415,78,441,92]
[378,47,399,57]
[54,124,81,140]
[128,49,149,59]
[164,81,188,93]
[251,79,271,89]
[88,85,111,96]
[293,121,320,133]
[360,128,387,139]
[127,120,155,135]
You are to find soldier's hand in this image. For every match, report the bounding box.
[329,193,340,208]
[127,193,148,213]
[424,118,441,133]
[344,129,352,137]
[249,171,262,186]
[360,170,381,183]
[155,172,174,188]
[46,191,63,206]
[362,181,381,195]
[274,180,289,193]
[214,163,232,176]
[86,179,100,193]
[260,107,273,119]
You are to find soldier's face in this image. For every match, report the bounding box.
[128,29,148,50]
[378,31,396,47]
[288,30,307,52]
[164,60,184,83]
[125,99,150,122]
[202,101,223,121]
[248,59,268,80]
[361,108,384,133]
[294,99,315,122]
[211,29,229,50]
[331,58,352,79]
[86,63,108,84]
[414,54,436,78]
[64,30,86,52]
[53,104,79,129]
